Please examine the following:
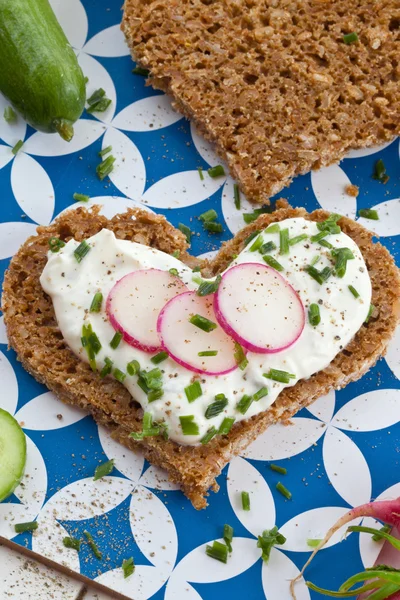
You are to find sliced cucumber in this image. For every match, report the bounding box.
[0,408,27,502]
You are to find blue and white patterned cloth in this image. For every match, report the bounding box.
[0,1,399,598]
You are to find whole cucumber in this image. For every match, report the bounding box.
[0,0,86,141]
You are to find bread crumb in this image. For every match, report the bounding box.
[346,184,359,198]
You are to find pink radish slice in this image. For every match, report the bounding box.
[106,269,188,352]
[157,291,238,375]
[214,262,305,354]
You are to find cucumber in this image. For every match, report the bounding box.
[0,408,27,502]
[0,0,86,141]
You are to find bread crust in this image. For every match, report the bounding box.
[2,206,400,508]
[121,0,400,203]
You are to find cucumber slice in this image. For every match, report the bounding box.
[0,408,27,502]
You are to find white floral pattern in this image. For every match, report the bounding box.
[0,0,399,598]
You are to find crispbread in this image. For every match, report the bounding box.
[122,0,400,203]
[2,206,400,508]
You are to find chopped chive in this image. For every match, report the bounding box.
[244,230,260,245]
[359,208,379,220]
[372,159,389,184]
[331,247,355,278]
[130,412,164,440]
[90,292,103,313]
[180,415,200,436]
[189,313,217,332]
[205,394,228,419]
[234,184,241,209]
[132,66,149,76]
[148,388,164,402]
[203,221,223,233]
[12,139,24,155]
[316,214,342,233]
[87,88,105,105]
[63,537,81,551]
[208,165,225,178]
[122,557,135,578]
[114,368,126,383]
[372,524,392,542]
[265,224,280,234]
[310,254,320,267]
[343,32,359,44]
[198,350,218,356]
[151,351,169,364]
[234,342,248,370]
[100,357,113,378]
[98,145,112,158]
[243,213,258,224]
[138,368,162,390]
[279,228,290,255]
[94,459,115,481]
[206,540,228,563]
[257,527,286,563]
[289,234,308,246]
[236,394,253,415]
[74,240,91,262]
[48,237,65,253]
[169,268,179,277]
[199,209,217,222]
[270,464,287,475]
[260,241,276,254]
[201,426,217,444]
[96,155,116,180]
[88,331,101,354]
[127,360,140,376]
[307,538,322,548]
[365,303,375,323]
[311,230,329,244]
[263,255,284,272]
[320,239,334,249]
[73,192,90,203]
[241,491,250,511]
[4,106,17,123]
[84,530,102,560]
[308,303,321,326]
[172,250,180,258]
[178,223,192,242]
[305,265,333,285]
[192,275,204,285]
[14,521,38,533]
[197,166,204,180]
[348,285,360,298]
[197,275,222,296]
[110,331,123,349]
[276,481,292,499]
[193,265,201,272]
[87,97,111,113]
[253,387,269,401]
[223,524,234,553]
[218,417,235,435]
[185,381,202,402]
[264,368,295,384]
[249,234,264,252]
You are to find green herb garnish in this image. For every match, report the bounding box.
[265,223,280,234]
[184,381,202,403]
[234,342,248,370]
[289,234,308,246]
[197,275,221,296]
[234,184,240,209]
[257,526,286,563]
[90,292,103,313]
[199,209,217,222]
[276,481,292,499]
[189,314,217,332]
[253,387,269,401]
[98,145,112,158]
[203,221,223,233]
[331,247,355,277]
[218,417,235,435]
[127,360,140,376]
[348,285,360,298]
[169,268,179,277]
[198,167,204,180]
[343,32,359,44]
[200,427,217,445]
[223,524,234,553]
[359,208,379,220]
[96,155,116,180]
[130,412,165,440]
[84,530,102,560]
[114,368,126,383]
[132,66,149,76]
[208,165,225,178]
[206,540,228,563]
[372,159,389,184]
[242,491,250,511]
[14,521,38,533]
[305,265,333,285]
[63,537,81,551]
[307,538,322,548]
[260,241,277,254]
[151,351,169,364]
[74,240,91,262]
[122,557,135,578]
[365,303,375,323]
[263,255,284,272]
[249,234,264,252]
[198,350,218,356]
[205,394,228,419]
[48,237,65,253]
[308,303,321,326]
[4,106,17,123]
[94,459,115,481]
[73,192,90,203]
[100,357,113,378]
[110,331,123,349]
[270,464,287,475]
[279,228,290,255]
[236,394,253,415]
[148,388,164,402]
[12,139,23,155]
[178,223,192,242]
[264,369,295,384]
[180,415,200,436]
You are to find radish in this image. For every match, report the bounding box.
[214,263,305,354]
[157,291,238,375]
[106,269,188,352]
[290,497,400,599]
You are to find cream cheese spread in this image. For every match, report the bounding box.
[40,217,372,445]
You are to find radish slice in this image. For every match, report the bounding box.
[214,262,305,353]
[157,291,238,375]
[106,269,188,352]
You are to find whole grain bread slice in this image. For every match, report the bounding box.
[2,205,400,508]
[122,0,400,203]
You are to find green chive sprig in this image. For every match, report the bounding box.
[12,139,23,155]
[234,184,240,209]
[84,530,102,559]
[242,491,250,511]
[96,155,116,180]
[178,223,192,242]
[264,369,295,384]
[151,351,168,364]
[110,330,123,349]
[348,285,360,298]
[236,394,253,415]
[234,342,248,370]
[180,415,200,435]
[63,537,81,551]
[189,314,217,332]
[276,481,292,499]
[305,265,333,285]
[48,237,65,253]
[208,165,225,178]
[130,412,166,440]
[263,255,284,272]
[185,381,202,403]
[206,540,228,563]
[94,459,115,481]
[122,557,135,578]
[73,193,90,203]
[74,240,91,263]
[197,167,204,180]
[359,208,379,220]
[87,88,112,113]
[132,66,149,76]
[289,234,308,246]
[200,427,217,444]
[270,464,287,475]
[343,32,359,44]
[372,159,389,184]
[253,387,269,401]
[198,350,218,356]
[114,368,126,383]
[90,292,103,313]
[223,524,234,552]
[308,303,321,326]
[331,247,354,278]
[249,234,264,252]
[197,275,221,296]
[218,417,235,435]
[279,228,289,255]
[99,145,112,158]
[260,241,276,254]
[127,360,140,376]
[199,209,217,222]
[203,221,223,233]
[4,106,17,123]
[257,526,286,563]
[14,521,38,534]
[100,357,113,378]
[205,394,228,419]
